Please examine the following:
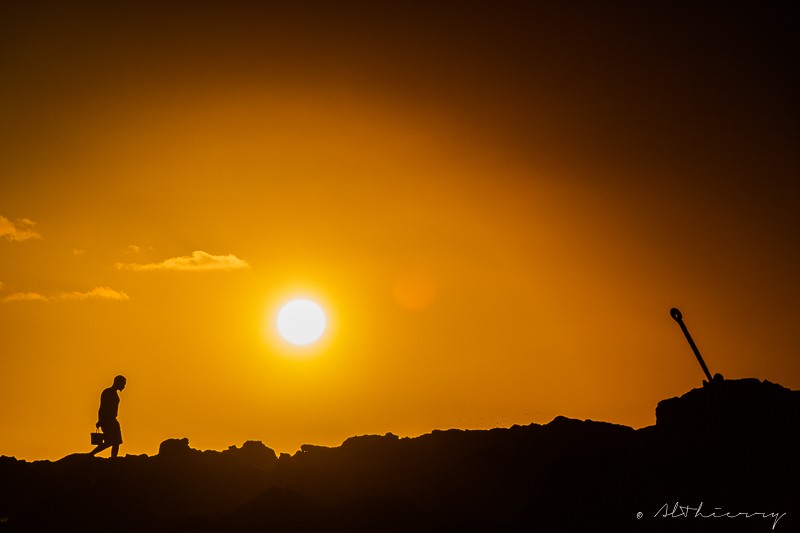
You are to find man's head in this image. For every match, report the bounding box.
[113,375,127,391]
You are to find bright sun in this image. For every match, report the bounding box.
[277,299,327,345]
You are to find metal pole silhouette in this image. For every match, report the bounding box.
[670,308,714,382]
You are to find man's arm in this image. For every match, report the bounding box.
[97,388,112,427]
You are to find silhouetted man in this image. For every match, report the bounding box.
[89,375,126,458]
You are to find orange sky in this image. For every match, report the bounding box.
[2,2,798,460]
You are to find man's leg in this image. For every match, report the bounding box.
[111,444,119,458]
[89,442,110,456]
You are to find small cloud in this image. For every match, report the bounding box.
[0,216,42,242]
[3,292,49,303]
[0,281,4,291]
[72,249,86,256]
[59,287,130,301]
[126,245,142,254]
[3,287,130,303]
[116,250,249,272]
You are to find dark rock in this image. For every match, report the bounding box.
[0,380,797,532]
[220,440,277,469]
[655,378,800,436]
[157,437,200,460]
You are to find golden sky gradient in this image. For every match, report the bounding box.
[2,3,798,460]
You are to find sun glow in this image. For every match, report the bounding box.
[276,299,327,345]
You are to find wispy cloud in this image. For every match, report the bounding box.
[0,281,4,291]
[59,287,130,301]
[0,216,42,242]
[116,250,250,272]
[3,287,130,303]
[3,292,49,303]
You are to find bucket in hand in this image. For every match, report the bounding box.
[91,430,104,445]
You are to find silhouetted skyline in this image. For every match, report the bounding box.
[1,379,797,531]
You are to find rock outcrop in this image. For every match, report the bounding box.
[1,380,796,532]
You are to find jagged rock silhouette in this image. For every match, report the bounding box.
[656,378,800,434]
[1,379,796,532]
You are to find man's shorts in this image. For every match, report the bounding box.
[100,419,123,446]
